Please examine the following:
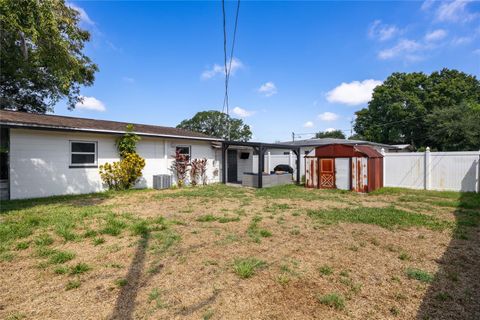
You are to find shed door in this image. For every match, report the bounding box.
[335,158,350,190]
[319,158,335,189]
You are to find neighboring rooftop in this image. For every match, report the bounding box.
[278,137,397,149]
[0,110,220,141]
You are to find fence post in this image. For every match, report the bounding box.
[381,148,386,187]
[267,151,271,173]
[425,147,431,190]
[477,151,480,193]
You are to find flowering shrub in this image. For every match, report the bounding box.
[99,153,145,190]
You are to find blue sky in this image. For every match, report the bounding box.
[57,0,480,142]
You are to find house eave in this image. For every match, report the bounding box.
[0,122,223,142]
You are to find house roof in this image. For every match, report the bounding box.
[278,137,396,149]
[0,110,221,141]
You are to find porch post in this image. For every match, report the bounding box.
[258,146,264,188]
[294,148,301,185]
[221,143,228,184]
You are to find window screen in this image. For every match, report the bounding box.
[70,141,97,166]
[176,146,191,159]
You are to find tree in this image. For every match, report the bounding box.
[177,110,252,141]
[0,0,98,113]
[315,130,346,139]
[354,69,480,151]
[426,102,480,151]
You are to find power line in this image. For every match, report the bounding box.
[222,0,240,115]
[221,0,228,115]
[292,115,427,140]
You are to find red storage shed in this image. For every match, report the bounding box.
[304,144,383,193]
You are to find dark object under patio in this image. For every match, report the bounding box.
[273,164,294,174]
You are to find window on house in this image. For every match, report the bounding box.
[175,145,191,160]
[70,141,97,167]
[283,152,290,155]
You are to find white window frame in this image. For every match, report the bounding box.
[69,140,98,167]
[175,145,191,159]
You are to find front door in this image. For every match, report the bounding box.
[227,150,238,183]
[319,158,335,189]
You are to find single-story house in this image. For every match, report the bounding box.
[0,110,223,200]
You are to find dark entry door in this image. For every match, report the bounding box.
[227,150,238,183]
[319,158,335,189]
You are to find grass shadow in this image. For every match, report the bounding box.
[109,233,150,320]
[416,188,480,319]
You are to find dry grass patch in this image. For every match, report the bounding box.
[0,184,478,319]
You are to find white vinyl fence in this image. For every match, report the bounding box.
[248,149,480,193]
[382,148,480,192]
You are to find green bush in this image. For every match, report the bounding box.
[99,153,145,190]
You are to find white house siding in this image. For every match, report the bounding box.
[9,129,220,199]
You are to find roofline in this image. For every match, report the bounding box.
[0,122,223,142]
[280,141,397,149]
[223,140,301,150]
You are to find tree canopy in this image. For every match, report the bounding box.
[353,69,480,151]
[0,0,98,113]
[177,110,252,141]
[315,129,346,139]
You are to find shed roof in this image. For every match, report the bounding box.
[278,137,396,150]
[0,110,220,141]
[305,144,383,158]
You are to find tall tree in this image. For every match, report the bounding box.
[177,110,252,141]
[315,130,346,139]
[0,0,98,113]
[354,69,480,151]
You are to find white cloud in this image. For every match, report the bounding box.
[421,0,436,11]
[325,128,336,133]
[452,36,473,45]
[303,121,314,128]
[257,82,278,97]
[122,76,135,83]
[435,0,478,23]
[201,58,243,80]
[232,106,255,117]
[326,79,382,106]
[425,29,447,41]
[368,20,400,41]
[378,39,423,60]
[318,112,339,122]
[68,3,95,26]
[75,96,106,112]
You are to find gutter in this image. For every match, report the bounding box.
[0,122,223,142]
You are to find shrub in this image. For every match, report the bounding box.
[100,125,145,191]
[99,153,145,190]
[116,124,140,158]
[171,150,190,188]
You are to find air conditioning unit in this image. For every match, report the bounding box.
[153,174,172,189]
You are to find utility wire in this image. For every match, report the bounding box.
[222,0,241,114]
[221,0,241,140]
[293,115,426,139]
[221,0,228,115]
